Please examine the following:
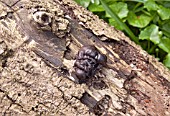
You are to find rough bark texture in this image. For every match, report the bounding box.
[0,0,170,116]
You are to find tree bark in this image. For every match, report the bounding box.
[0,0,170,115]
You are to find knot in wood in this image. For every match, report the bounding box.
[74,45,107,83]
[33,11,52,26]
[32,10,69,37]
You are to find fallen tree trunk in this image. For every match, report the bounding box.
[0,0,170,115]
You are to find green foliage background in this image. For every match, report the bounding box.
[75,0,170,69]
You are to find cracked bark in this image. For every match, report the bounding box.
[0,0,170,116]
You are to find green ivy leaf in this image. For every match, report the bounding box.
[132,0,147,2]
[104,0,118,4]
[152,12,159,24]
[158,36,170,53]
[162,1,170,8]
[75,0,91,8]
[91,0,100,5]
[88,4,104,12]
[144,0,158,11]
[108,18,124,30]
[139,24,160,44]
[105,2,128,19]
[157,5,170,20]
[150,26,160,44]
[161,21,170,38]
[127,11,151,28]
[100,0,138,43]
[163,53,170,68]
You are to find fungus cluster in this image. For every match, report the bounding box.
[74,45,107,83]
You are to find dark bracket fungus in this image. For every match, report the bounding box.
[74,45,107,83]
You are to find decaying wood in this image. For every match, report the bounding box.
[0,0,170,115]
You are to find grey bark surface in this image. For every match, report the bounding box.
[0,0,170,116]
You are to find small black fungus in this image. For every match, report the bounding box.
[74,45,107,83]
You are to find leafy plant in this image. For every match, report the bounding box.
[75,0,170,69]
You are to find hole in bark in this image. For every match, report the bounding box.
[92,80,108,90]
[35,5,42,9]
[41,14,49,23]
[35,105,38,108]
[36,15,40,19]
[2,60,7,67]
[18,93,21,96]
[60,66,69,75]
[55,11,58,15]
[20,5,23,8]
[32,107,34,111]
